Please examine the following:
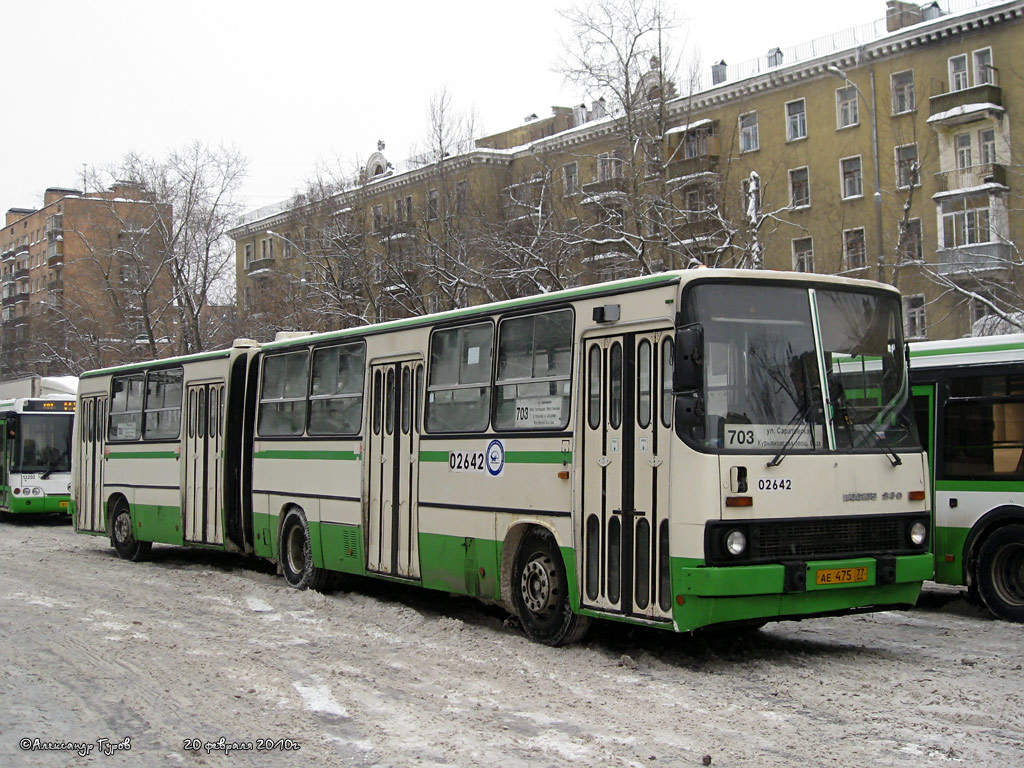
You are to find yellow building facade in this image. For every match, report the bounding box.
[231,0,1023,341]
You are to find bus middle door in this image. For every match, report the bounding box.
[367,359,422,579]
[182,381,225,545]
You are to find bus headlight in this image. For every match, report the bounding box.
[725,529,747,556]
[32,487,43,496]
[909,521,928,547]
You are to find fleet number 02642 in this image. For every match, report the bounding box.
[757,478,792,491]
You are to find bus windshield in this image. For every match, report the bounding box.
[13,414,73,474]
[682,282,919,454]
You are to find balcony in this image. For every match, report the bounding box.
[2,295,16,307]
[244,257,275,275]
[48,279,64,293]
[1,249,13,263]
[935,164,1007,194]
[14,268,30,282]
[47,241,64,267]
[936,242,1014,276]
[666,136,722,184]
[928,84,1003,126]
[581,176,629,202]
[380,220,417,241]
[14,292,29,305]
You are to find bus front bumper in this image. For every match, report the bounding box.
[672,553,933,630]
[5,495,72,516]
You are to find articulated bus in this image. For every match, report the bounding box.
[73,270,932,645]
[910,334,1024,622]
[1,396,76,519]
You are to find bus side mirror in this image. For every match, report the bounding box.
[673,324,703,392]
[5,413,17,440]
[675,393,704,431]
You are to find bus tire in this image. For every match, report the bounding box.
[279,508,331,591]
[512,529,590,646]
[976,524,1024,622]
[110,499,151,562]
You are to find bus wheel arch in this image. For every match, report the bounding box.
[507,524,590,646]
[109,495,151,562]
[278,505,331,591]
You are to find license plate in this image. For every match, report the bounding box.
[59,500,69,508]
[815,567,868,585]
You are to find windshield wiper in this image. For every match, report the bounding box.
[766,401,815,468]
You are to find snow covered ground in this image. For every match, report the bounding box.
[1,520,1021,767]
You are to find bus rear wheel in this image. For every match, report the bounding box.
[977,524,1024,622]
[110,499,151,562]
[279,508,332,591]
[512,529,590,646]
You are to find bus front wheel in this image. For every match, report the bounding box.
[110,500,151,562]
[977,524,1024,622]
[279,508,332,591]
[512,529,590,646]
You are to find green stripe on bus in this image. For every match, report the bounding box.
[936,479,1024,492]
[910,339,1024,358]
[254,450,360,461]
[107,451,178,459]
[80,349,232,379]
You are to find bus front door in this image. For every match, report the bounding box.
[78,396,108,533]
[182,381,225,545]
[581,331,673,622]
[367,359,422,580]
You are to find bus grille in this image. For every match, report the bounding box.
[704,513,925,565]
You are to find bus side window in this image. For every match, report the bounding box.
[309,343,365,436]
[494,309,573,431]
[425,323,493,433]
[258,351,310,437]
[109,374,144,441]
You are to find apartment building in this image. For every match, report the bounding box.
[232,0,1023,341]
[0,186,175,377]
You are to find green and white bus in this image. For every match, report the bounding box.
[1,396,76,518]
[910,333,1024,621]
[73,269,932,644]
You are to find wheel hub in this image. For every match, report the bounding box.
[521,556,555,615]
[114,514,130,543]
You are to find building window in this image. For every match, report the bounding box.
[456,180,468,214]
[739,112,759,152]
[372,204,383,233]
[836,86,859,128]
[904,295,926,339]
[394,198,405,222]
[895,144,920,189]
[597,152,622,182]
[244,243,254,267]
[843,228,866,270]
[684,127,710,159]
[898,218,923,262]
[979,128,996,165]
[260,238,274,259]
[786,99,807,141]
[789,167,810,208]
[949,54,969,91]
[973,47,994,85]
[792,237,813,272]
[564,162,578,195]
[891,70,916,114]
[955,133,972,170]
[840,156,863,199]
[942,195,991,247]
[427,189,439,220]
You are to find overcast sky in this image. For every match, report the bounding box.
[2,0,908,216]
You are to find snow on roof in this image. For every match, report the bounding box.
[926,102,1004,124]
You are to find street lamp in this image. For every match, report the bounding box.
[828,64,885,282]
